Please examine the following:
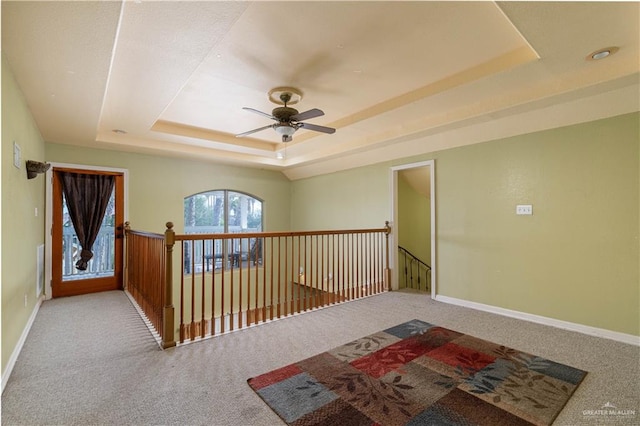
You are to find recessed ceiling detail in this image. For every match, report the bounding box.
[2,1,638,177]
[586,47,619,61]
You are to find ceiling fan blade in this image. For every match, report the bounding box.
[242,107,277,121]
[235,124,274,138]
[291,108,324,121]
[298,122,336,134]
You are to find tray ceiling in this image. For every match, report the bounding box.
[2,1,638,180]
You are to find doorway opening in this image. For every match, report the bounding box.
[45,164,128,299]
[390,160,435,297]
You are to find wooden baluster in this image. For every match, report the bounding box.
[296,235,301,314]
[283,237,288,316]
[269,237,274,321]
[179,241,186,343]
[356,233,360,299]
[200,239,206,338]
[347,233,352,300]
[314,235,319,309]
[333,234,337,303]
[302,235,307,312]
[230,238,235,331]
[220,238,226,335]
[245,237,250,327]
[211,238,216,337]
[189,238,196,341]
[240,237,244,329]
[340,234,345,302]
[367,233,371,296]
[350,233,354,300]
[320,235,326,306]
[276,237,281,319]
[378,234,384,293]
[363,233,367,297]
[366,233,371,297]
[259,238,264,323]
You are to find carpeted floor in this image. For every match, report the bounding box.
[2,290,638,425]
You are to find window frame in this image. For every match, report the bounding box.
[183,189,264,274]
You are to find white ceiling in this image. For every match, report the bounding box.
[2,1,639,180]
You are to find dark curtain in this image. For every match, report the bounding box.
[60,172,115,271]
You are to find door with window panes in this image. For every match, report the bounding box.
[51,168,124,297]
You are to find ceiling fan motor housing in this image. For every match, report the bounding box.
[272,106,298,122]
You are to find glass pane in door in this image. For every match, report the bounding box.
[62,189,115,281]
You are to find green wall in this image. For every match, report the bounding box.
[433,113,639,335]
[2,54,47,375]
[45,145,292,234]
[290,163,389,230]
[292,113,639,336]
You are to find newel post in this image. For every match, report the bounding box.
[384,221,391,291]
[123,221,130,290]
[162,222,176,349]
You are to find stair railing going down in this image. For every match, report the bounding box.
[398,246,431,292]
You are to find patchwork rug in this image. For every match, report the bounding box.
[248,320,587,426]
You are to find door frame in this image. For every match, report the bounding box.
[390,160,436,297]
[45,163,129,300]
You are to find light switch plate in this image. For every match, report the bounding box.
[13,141,21,169]
[516,204,533,215]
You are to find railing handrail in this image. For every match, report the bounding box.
[174,227,389,241]
[398,245,431,270]
[127,229,164,239]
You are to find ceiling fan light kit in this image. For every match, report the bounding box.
[236,87,336,143]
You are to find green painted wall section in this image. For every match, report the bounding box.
[45,145,292,234]
[397,174,431,265]
[2,54,47,375]
[292,113,639,336]
[290,164,389,230]
[432,113,639,336]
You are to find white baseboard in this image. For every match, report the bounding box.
[434,294,639,347]
[1,295,45,393]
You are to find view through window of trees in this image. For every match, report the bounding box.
[183,190,263,273]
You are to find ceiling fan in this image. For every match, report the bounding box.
[235,88,336,143]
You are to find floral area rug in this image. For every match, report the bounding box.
[247,319,587,426]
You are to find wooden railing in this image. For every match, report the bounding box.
[398,245,431,292]
[124,223,172,347]
[125,222,391,348]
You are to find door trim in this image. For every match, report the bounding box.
[45,163,129,300]
[390,160,436,297]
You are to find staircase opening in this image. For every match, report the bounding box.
[391,160,435,296]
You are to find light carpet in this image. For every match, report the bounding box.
[1,290,638,425]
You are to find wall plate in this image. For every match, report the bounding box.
[516,204,533,215]
[13,141,21,169]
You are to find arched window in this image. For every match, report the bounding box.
[184,190,263,234]
[183,190,263,273]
